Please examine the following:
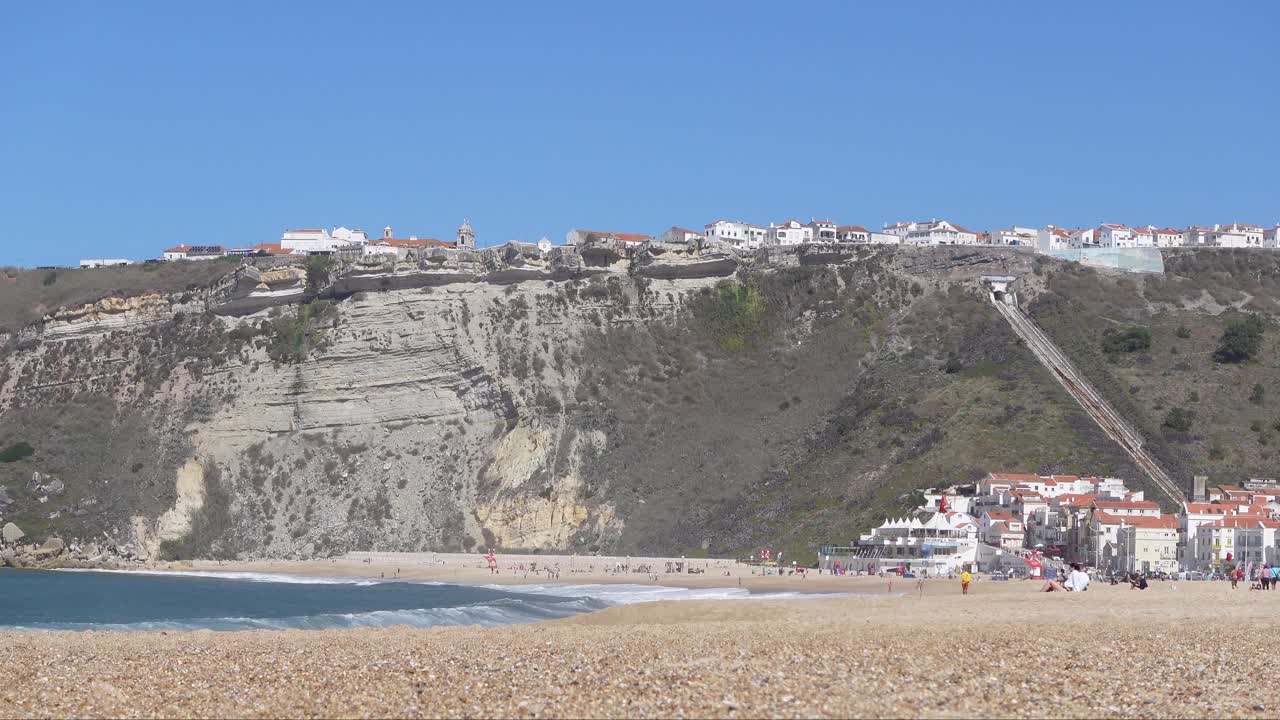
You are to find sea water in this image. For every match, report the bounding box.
[0,569,848,631]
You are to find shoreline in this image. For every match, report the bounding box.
[4,578,1279,718]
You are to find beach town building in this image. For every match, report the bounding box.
[1115,515,1179,575]
[1071,228,1100,247]
[1131,226,1155,247]
[980,511,1025,549]
[1193,517,1280,570]
[163,245,226,261]
[1265,225,1280,249]
[281,229,344,253]
[331,227,368,245]
[825,511,981,575]
[766,220,814,246]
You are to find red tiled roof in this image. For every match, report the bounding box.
[1093,511,1125,525]
[164,245,191,254]
[1115,515,1178,530]
[1093,499,1159,510]
[838,225,869,233]
[984,511,1018,523]
[1184,502,1235,515]
[252,243,292,256]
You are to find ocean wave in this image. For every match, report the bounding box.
[482,583,855,604]
[7,595,610,633]
[52,568,389,586]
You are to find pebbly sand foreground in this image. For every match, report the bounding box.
[3,557,1280,718]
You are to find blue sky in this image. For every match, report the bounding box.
[1,1,1276,267]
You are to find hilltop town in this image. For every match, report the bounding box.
[71,217,1280,268]
[828,471,1280,579]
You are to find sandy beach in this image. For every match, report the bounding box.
[4,555,1280,718]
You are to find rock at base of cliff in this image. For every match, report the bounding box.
[2,522,24,544]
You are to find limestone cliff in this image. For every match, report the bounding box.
[3,242,1176,561]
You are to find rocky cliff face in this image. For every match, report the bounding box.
[3,242,1130,561]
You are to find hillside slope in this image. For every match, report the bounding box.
[3,245,1262,561]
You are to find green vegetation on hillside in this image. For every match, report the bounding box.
[691,279,767,351]
[1214,312,1265,363]
[158,462,233,561]
[0,442,34,463]
[1101,326,1151,354]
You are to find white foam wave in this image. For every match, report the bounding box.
[53,568,387,586]
[8,596,609,633]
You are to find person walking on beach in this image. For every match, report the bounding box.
[1262,566,1272,591]
[960,569,972,595]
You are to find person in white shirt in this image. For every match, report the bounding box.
[1067,563,1091,592]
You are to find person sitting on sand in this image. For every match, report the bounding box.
[1129,573,1148,590]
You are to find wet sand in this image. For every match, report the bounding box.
[3,561,1279,718]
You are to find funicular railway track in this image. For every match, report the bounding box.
[991,296,1186,505]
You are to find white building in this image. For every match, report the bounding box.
[836,225,871,243]
[331,227,368,245]
[1116,515,1179,575]
[1194,517,1280,571]
[1183,226,1249,248]
[565,229,653,248]
[1037,226,1075,252]
[992,227,1037,247]
[79,258,132,269]
[1071,228,1099,247]
[281,229,343,254]
[1150,227,1182,248]
[1264,225,1280,249]
[902,220,979,246]
[659,226,705,244]
[1131,226,1156,247]
[1098,224,1134,248]
[805,219,837,242]
[162,245,225,261]
[766,220,813,246]
[1221,223,1264,247]
[704,220,766,249]
[843,512,981,575]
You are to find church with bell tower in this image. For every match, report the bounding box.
[456,219,475,250]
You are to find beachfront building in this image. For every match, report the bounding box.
[281,229,342,253]
[829,512,981,575]
[766,220,813,246]
[1115,515,1179,575]
[981,511,1025,549]
[331,227,368,245]
[1193,517,1280,571]
[1131,227,1155,246]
